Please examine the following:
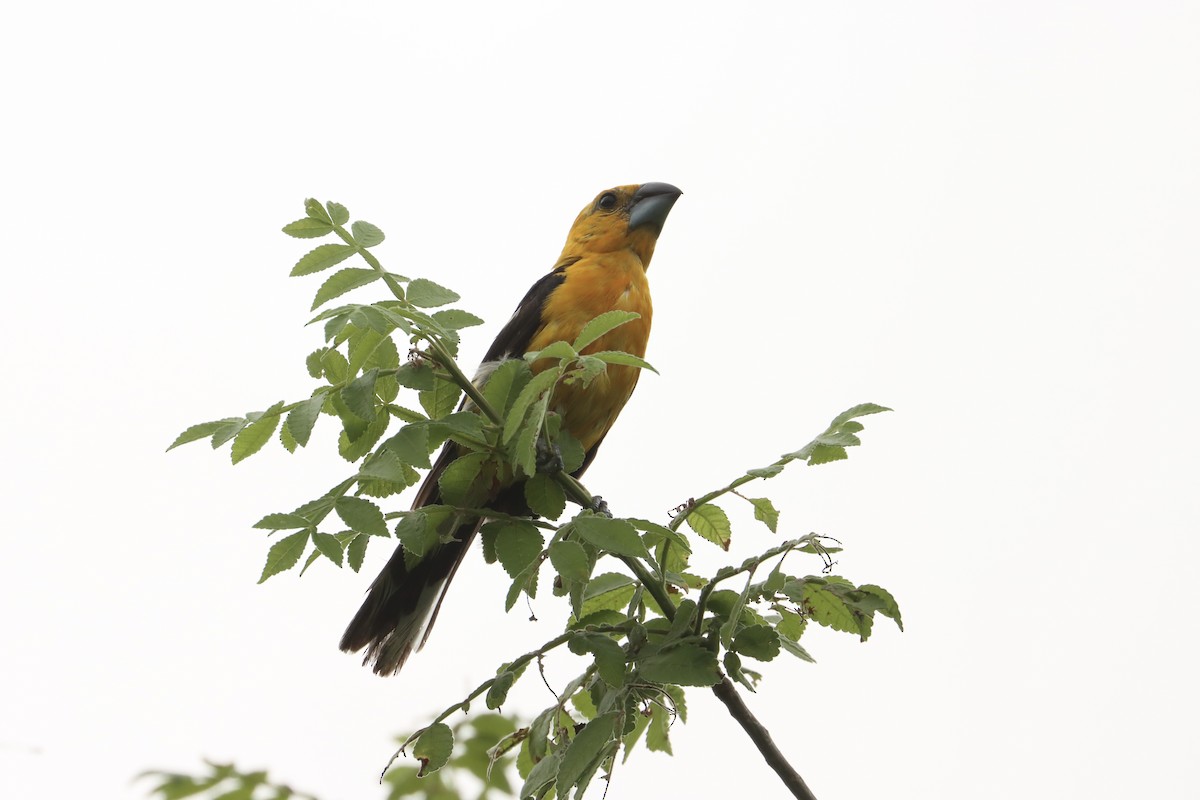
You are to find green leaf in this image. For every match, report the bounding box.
[629,518,692,556]
[437,452,488,506]
[382,424,432,469]
[807,444,848,465]
[252,513,311,530]
[638,642,720,686]
[587,350,657,374]
[747,464,784,479]
[357,449,409,483]
[557,714,617,794]
[485,670,516,710]
[337,407,389,461]
[779,636,816,663]
[572,310,640,352]
[504,558,540,611]
[480,358,530,416]
[860,583,904,631]
[232,402,284,464]
[733,624,781,661]
[282,217,333,239]
[431,308,484,331]
[346,533,368,571]
[494,521,544,579]
[569,633,626,688]
[413,723,453,777]
[257,530,309,583]
[395,512,436,556]
[290,243,357,276]
[556,428,586,473]
[334,496,388,537]
[524,473,566,520]
[350,220,385,247]
[419,380,461,420]
[577,572,635,619]
[395,362,436,391]
[748,497,779,533]
[167,418,242,451]
[548,540,591,583]
[502,368,558,444]
[319,348,348,383]
[406,278,460,308]
[526,340,578,363]
[209,418,248,449]
[286,393,325,448]
[572,515,651,559]
[304,198,332,223]
[830,402,892,426]
[311,531,344,566]
[786,580,859,636]
[646,704,672,755]
[518,750,560,800]
[686,503,732,550]
[310,268,380,311]
[341,368,379,421]
[325,201,349,225]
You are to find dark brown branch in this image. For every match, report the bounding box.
[710,676,818,800]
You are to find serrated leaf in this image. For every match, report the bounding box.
[419,379,461,420]
[747,464,784,479]
[587,350,658,374]
[282,217,334,239]
[253,513,311,530]
[437,452,488,506]
[733,624,781,661]
[486,670,516,710]
[748,497,779,533]
[347,534,368,571]
[548,540,590,583]
[526,340,578,363]
[310,268,380,311]
[311,531,344,566]
[573,311,640,352]
[341,368,379,421]
[406,278,460,308]
[325,201,349,225]
[646,704,672,755]
[167,418,241,451]
[495,521,544,579]
[638,642,720,686]
[413,723,453,777]
[787,580,859,635]
[860,583,904,631]
[290,244,357,277]
[337,406,389,462]
[357,449,409,483]
[395,512,436,556]
[779,636,816,663]
[830,402,892,427]
[350,220,385,247]
[572,515,651,559]
[686,503,732,550]
[504,558,540,611]
[319,349,349,383]
[524,473,566,520]
[432,309,484,331]
[286,393,325,447]
[279,417,297,452]
[231,402,284,464]
[382,424,432,469]
[569,633,626,688]
[304,198,332,223]
[807,443,848,465]
[334,496,387,537]
[257,530,309,583]
[557,714,618,794]
[502,368,558,444]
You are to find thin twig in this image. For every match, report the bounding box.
[710,677,818,800]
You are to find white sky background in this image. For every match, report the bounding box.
[2,2,1197,798]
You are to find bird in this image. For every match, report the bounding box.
[340,182,682,675]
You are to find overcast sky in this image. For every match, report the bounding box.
[3,2,1197,799]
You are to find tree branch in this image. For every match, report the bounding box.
[710,676,818,800]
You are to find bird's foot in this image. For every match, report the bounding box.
[536,439,565,474]
[588,495,612,518]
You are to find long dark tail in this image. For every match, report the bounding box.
[339,518,479,675]
[339,444,479,675]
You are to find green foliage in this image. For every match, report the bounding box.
[171,198,901,799]
[141,715,520,800]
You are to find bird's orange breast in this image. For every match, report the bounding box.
[528,253,652,452]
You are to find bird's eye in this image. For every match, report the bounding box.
[597,192,618,211]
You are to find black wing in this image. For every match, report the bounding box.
[481,257,578,362]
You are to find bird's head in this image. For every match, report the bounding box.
[561,182,682,267]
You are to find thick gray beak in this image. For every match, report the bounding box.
[628,182,682,234]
